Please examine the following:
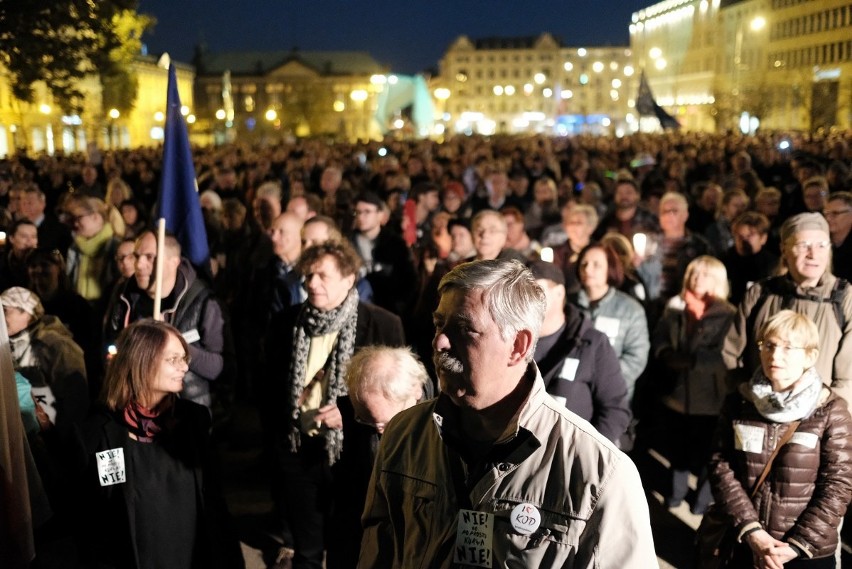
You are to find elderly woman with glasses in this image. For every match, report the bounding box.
[73,319,243,569]
[723,212,852,407]
[702,310,852,568]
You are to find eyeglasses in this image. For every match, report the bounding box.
[791,240,831,254]
[354,415,386,432]
[823,209,852,218]
[757,340,806,354]
[164,354,192,367]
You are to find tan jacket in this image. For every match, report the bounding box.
[357,366,657,569]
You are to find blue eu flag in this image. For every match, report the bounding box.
[156,63,209,266]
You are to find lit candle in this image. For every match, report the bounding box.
[540,247,554,263]
[632,233,647,258]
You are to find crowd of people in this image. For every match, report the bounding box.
[2,128,852,568]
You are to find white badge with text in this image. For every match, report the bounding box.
[789,432,818,449]
[182,328,201,344]
[510,503,542,536]
[95,447,126,487]
[559,358,580,382]
[454,509,493,568]
[733,424,765,454]
[594,316,620,343]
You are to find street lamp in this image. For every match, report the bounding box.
[108,108,120,149]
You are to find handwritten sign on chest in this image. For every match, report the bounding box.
[454,509,494,568]
[95,447,126,487]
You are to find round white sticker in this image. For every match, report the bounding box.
[510,503,541,536]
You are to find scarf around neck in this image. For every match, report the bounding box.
[74,223,114,300]
[288,287,359,465]
[122,399,174,443]
[747,366,822,423]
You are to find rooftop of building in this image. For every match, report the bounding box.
[196,49,387,77]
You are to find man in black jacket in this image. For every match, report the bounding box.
[266,240,404,569]
[348,191,417,317]
[530,260,631,443]
[103,231,226,410]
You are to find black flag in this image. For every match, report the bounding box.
[636,71,680,130]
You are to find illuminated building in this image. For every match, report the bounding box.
[193,49,389,142]
[632,0,852,132]
[0,55,194,156]
[438,34,635,135]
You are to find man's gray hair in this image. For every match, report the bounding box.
[345,345,429,403]
[438,259,546,361]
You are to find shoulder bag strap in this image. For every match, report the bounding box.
[749,420,801,499]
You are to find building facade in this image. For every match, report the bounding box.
[0,56,194,157]
[631,0,852,132]
[437,34,637,136]
[193,49,389,143]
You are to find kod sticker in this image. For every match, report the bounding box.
[96,447,126,487]
[454,509,493,567]
[510,503,542,536]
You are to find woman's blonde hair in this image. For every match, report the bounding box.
[682,255,729,300]
[759,309,820,352]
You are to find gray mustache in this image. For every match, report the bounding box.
[435,352,463,374]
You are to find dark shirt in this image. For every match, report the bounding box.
[833,234,852,282]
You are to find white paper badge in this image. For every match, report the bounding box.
[559,358,580,382]
[96,447,126,487]
[594,316,620,343]
[789,432,819,449]
[510,503,542,536]
[733,424,765,454]
[182,328,201,344]
[454,509,494,568]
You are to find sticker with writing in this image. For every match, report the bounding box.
[733,423,765,454]
[594,316,620,343]
[789,432,818,449]
[559,358,580,382]
[454,509,493,568]
[96,447,126,487]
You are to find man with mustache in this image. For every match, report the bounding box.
[358,259,656,568]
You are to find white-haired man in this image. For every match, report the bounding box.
[359,259,656,568]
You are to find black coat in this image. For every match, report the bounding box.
[535,305,631,442]
[349,227,418,317]
[72,400,243,569]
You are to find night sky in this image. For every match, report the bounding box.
[137,0,650,74]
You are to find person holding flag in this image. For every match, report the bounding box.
[103,62,227,412]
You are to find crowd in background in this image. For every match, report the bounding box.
[3,129,852,567]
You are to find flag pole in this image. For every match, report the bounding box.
[153,218,166,320]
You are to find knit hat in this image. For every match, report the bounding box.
[528,260,565,287]
[780,212,829,244]
[0,287,44,320]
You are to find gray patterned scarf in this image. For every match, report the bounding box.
[288,287,359,465]
[747,366,822,423]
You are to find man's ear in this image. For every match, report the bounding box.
[509,329,534,366]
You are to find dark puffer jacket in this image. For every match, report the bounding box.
[708,386,852,559]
